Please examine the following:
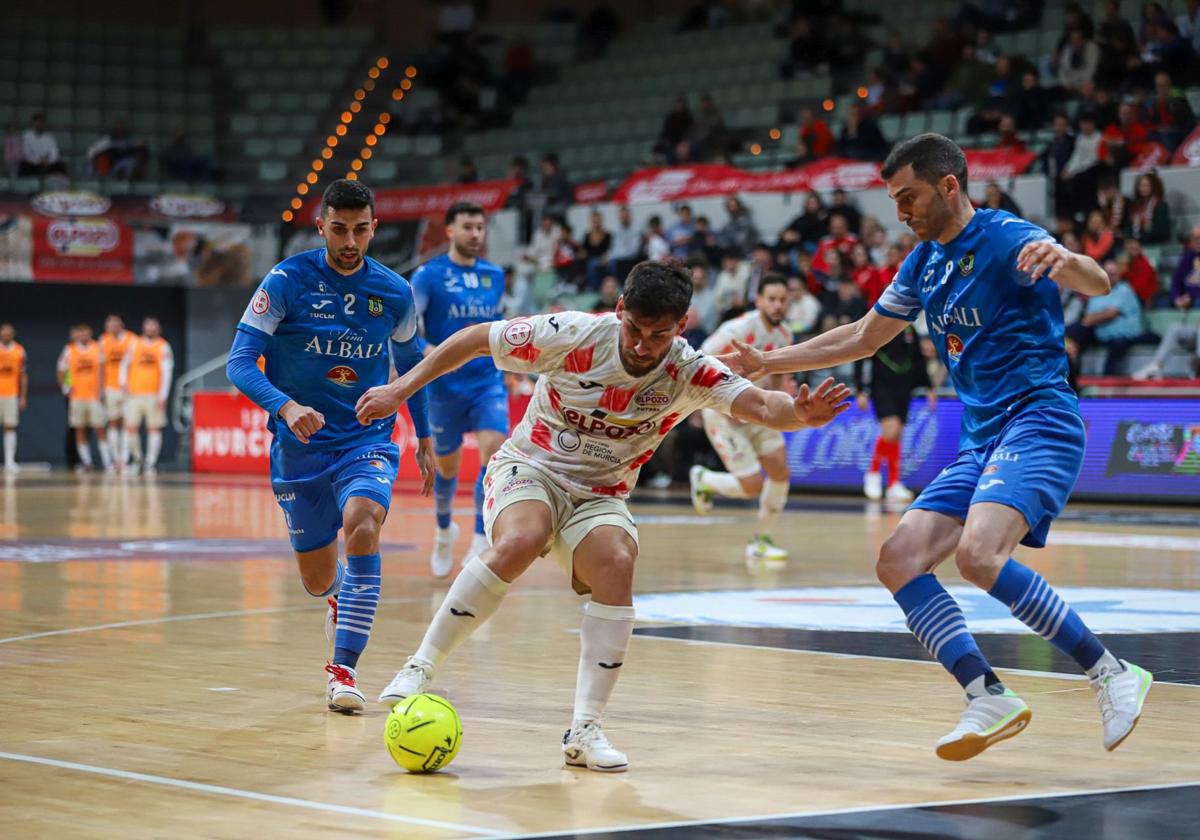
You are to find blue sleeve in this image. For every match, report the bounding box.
[997,214,1055,287]
[226,329,290,417]
[873,246,922,322]
[390,335,431,438]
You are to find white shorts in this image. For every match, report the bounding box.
[104,389,125,422]
[483,455,639,595]
[125,394,165,429]
[0,397,17,428]
[69,400,106,429]
[702,408,786,478]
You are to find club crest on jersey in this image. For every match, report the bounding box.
[946,334,964,362]
[958,251,975,276]
[503,320,533,347]
[251,288,270,315]
[325,365,359,387]
[369,459,386,470]
[367,296,384,317]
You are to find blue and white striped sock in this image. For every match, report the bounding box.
[989,558,1106,671]
[434,473,456,531]
[333,553,381,669]
[895,573,994,689]
[473,471,486,536]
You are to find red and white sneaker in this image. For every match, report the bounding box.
[325,597,338,644]
[325,663,365,713]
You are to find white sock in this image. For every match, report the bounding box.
[117,429,128,464]
[3,430,14,465]
[758,478,789,533]
[98,438,112,468]
[573,601,635,724]
[76,441,93,467]
[703,468,751,498]
[146,430,162,467]
[1085,649,1122,679]
[126,430,142,463]
[414,556,509,668]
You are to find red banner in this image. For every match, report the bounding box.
[296,178,518,224]
[31,215,133,283]
[1171,126,1200,167]
[573,180,611,204]
[192,391,532,481]
[1132,142,1172,171]
[611,150,1038,204]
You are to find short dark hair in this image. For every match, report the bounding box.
[622,261,693,321]
[445,200,486,225]
[322,179,375,216]
[881,133,969,195]
[758,273,788,293]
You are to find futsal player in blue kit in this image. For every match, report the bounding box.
[226,179,435,713]
[410,201,508,578]
[727,135,1153,760]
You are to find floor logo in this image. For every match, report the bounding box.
[633,586,1200,634]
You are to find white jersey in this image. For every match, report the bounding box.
[489,311,753,498]
[701,310,792,356]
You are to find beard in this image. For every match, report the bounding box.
[336,251,362,270]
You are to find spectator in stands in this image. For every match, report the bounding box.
[983,181,1022,216]
[1098,0,1136,48]
[1144,72,1196,150]
[1134,224,1200,378]
[781,191,828,253]
[690,215,723,266]
[455,155,478,183]
[1058,27,1101,94]
[1040,114,1076,180]
[714,250,751,316]
[4,124,21,178]
[161,129,212,182]
[688,94,727,161]
[1012,70,1053,130]
[966,95,1005,136]
[506,156,533,207]
[937,43,992,110]
[838,101,889,161]
[1179,0,1200,53]
[686,256,719,335]
[1124,172,1172,245]
[582,210,614,291]
[665,204,696,259]
[1096,177,1126,230]
[781,17,828,78]
[863,68,887,114]
[1069,258,1156,374]
[747,241,775,300]
[1082,210,1118,262]
[87,120,148,180]
[812,212,860,274]
[820,265,867,333]
[798,107,834,159]
[718,196,759,256]
[828,189,863,236]
[1103,102,1151,168]
[644,215,670,262]
[593,274,621,313]
[1060,112,1108,218]
[1096,27,1141,89]
[538,152,572,220]
[784,138,815,169]
[522,213,561,278]
[863,218,889,264]
[785,275,822,338]
[610,204,642,276]
[995,115,1027,153]
[654,96,694,162]
[848,243,885,305]
[1121,237,1161,305]
[553,221,583,289]
[1142,19,1194,82]
[19,112,67,178]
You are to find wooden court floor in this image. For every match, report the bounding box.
[1,472,1198,838]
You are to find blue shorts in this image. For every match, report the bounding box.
[429,381,509,457]
[269,439,399,552]
[912,403,1085,548]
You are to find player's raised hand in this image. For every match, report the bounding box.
[1017,240,1071,282]
[355,381,408,425]
[278,400,324,444]
[792,377,852,427]
[413,437,436,497]
[717,339,766,379]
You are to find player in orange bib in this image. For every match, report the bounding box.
[120,317,174,474]
[0,323,27,472]
[57,324,111,471]
[100,314,134,469]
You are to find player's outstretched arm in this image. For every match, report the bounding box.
[720,309,907,378]
[356,322,492,424]
[730,376,852,431]
[1018,240,1110,296]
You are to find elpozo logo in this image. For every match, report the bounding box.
[47,219,121,256]
[148,194,224,218]
[31,191,111,217]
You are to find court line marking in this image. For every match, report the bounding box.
[0,751,502,836]
[494,780,1200,839]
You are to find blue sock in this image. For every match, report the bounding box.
[989,558,1106,671]
[894,573,995,690]
[306,560,344,598]
[473,471,486,536]
[434,472,457,530]
[333,553,381,669]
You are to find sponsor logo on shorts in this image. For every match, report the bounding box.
[635,389,671,409]
[275,492,296,502]
[325,365,359,387]
[251,288,270,315]
[501,477,536,494]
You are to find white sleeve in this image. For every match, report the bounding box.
[391,296,418,342]
[676,347,754,414]
[158,343,174,401]
[488,311,589,374]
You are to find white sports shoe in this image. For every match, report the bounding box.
[1131,361,1161,381]
[325,596,338,644]
[885,481,914,502]
[460,532,490,567]
[745,534,788,570]
[378,657,433,707]
[863,470,883,500]
[325,663,365,714]
[562,721,628,772]
[1091,659,1153,751]
[688,465,714,514]
[935,689,1032,761]
[431,522,459,579]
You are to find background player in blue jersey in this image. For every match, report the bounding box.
[726,135,1153,761]
[411,201,508,578]
[225,179,434,713]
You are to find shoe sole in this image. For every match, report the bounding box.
[564,756,629,772]
[431,525,459,579]
[1105,668,1154,752]
[328,691,365,714]
[936,706,1032,761]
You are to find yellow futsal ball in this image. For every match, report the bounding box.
[384,693,462,773]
